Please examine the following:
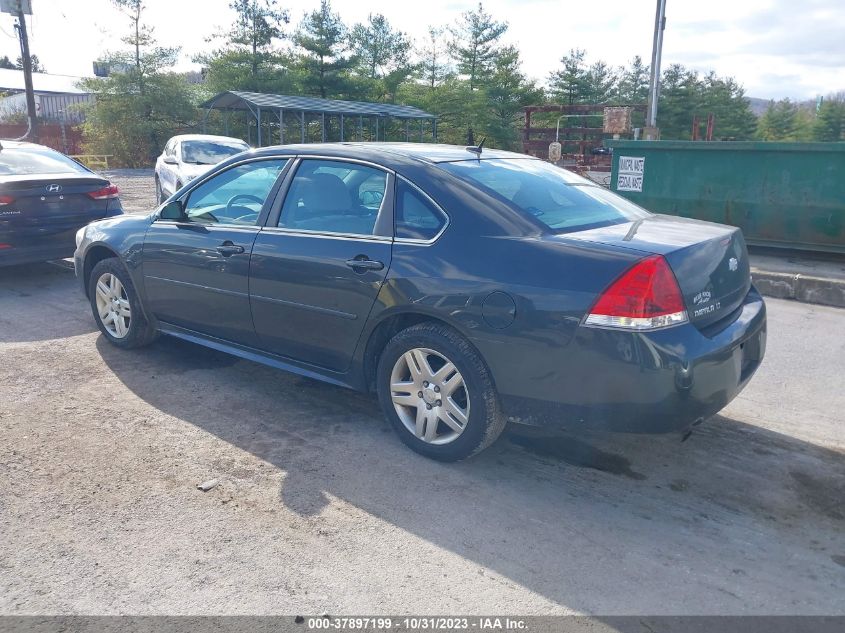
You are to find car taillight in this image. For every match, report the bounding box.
[0,195,14,205]
[584,255,688,330]
[87,184,120,200]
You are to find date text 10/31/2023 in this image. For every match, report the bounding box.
[305,616,528,630]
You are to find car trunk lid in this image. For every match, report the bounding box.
[564,214,751,329]
[0,173,116,242]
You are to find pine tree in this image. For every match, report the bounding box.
[227,0,288,82]
[655,64,701,139]
[350,14,410,81]
[81,0,196,165]
[698,73,756,140]
[293,0,353,99]
[349,14,413,102]
[812,96,845,142]
[448,2,508,91]
[548,49,587,104]
[757,99,800,140]
[197,0,290,93]
[15,54,45,73]
[484,46,543,149]
[417,26,451,89]
[581,61,618,104]
[616,55,649,103]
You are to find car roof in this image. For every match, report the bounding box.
[248,142,537,167]
[0,140,57,152]
[170,134,249,144]
[347,142,531,163]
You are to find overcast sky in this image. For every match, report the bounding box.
[1,0,841,100]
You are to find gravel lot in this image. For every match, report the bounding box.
[103,169,158,215]
[0,172,843,616]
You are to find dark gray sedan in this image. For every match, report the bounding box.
[74,143,766,461]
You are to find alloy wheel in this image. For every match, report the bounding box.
[95,272,131,338]
[390,347,470,445]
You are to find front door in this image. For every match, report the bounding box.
[142,158,289,346]
[249,158,393,372]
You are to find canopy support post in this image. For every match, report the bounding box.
[340,114,344,142]
[278,109,284,145]
[257,107,262,147]
[301,111,306,143]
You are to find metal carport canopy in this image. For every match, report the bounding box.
[200,90,437,145]
[200,90,435,120]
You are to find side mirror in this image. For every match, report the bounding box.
[163,155,178,165]
[159,200,187,221]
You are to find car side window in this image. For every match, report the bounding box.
[164,140,175,157]
[277,159,387,236]
[394,180,447,241]
[182,159,287,226]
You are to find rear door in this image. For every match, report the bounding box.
[0,146,119,252]
[249,157,393,372]
[142,157,289,346]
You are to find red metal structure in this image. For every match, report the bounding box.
[522,103,647,169]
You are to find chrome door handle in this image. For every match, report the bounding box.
[216,242,245,256]
[346,257,384,272]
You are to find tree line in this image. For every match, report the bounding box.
[74,0,844,167]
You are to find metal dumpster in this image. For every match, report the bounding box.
[607,140,845,253]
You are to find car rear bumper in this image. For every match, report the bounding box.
[500,286,767,433]
[0,241,75,267]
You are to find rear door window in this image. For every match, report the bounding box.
[277,159,388,236]
[395,180,447,241]
[440,158,649,233]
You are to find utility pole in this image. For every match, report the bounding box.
[14,2,38,142]
[644,0,667,140]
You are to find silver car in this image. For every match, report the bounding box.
[154,134,249,202]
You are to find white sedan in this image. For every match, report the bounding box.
[154,134,250,202]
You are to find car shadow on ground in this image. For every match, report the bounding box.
[96,333,845,614]
[0,261,97,343]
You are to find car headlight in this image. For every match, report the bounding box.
[75,226,86,248]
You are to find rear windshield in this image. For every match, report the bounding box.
[0,147,89,176]
[182,141,248,165]
[440,158,650,233]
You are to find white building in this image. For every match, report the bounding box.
[0,68,93,123]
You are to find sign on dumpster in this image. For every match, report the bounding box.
[616,156,645,192]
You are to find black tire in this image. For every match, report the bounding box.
[88,257,158,349]
[376,322,506,461]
